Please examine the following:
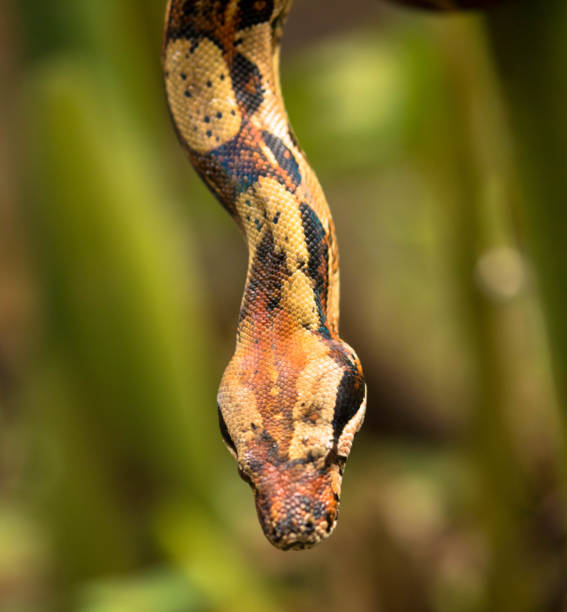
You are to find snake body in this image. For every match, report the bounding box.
[163,0,494,550]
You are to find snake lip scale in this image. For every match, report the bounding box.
[163,0,491,550]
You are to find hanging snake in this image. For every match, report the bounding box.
[163,0,495,550]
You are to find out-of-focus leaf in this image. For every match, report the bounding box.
[155,502,281,612]
[25,59,222,580]
[78,569,207,612]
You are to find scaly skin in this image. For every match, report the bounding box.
[162,0,495,550]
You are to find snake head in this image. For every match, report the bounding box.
[217,335,366,550]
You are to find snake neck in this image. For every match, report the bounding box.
[164,0,340,339]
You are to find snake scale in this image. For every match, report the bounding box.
[163,0,495,550]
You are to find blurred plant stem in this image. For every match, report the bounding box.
[431,16,540,610]
[25,46,222,597]
[18,1,282,605]
[486,0,567,445]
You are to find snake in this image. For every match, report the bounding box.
[163,0,495,550]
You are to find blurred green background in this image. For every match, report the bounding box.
[2,0,567,610]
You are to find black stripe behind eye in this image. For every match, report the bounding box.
[218,405,237,455]
[332,369,365,441]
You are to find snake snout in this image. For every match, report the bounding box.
[253,467,340,550]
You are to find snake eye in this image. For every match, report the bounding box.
[218,405,237,458]
[332,368,366,441]
[325,447,347,471]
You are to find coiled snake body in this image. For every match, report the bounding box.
[163,0,493,550]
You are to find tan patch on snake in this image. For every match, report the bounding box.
[279,273,320,330]
[164,38,241,153]
[218,358,264,446]
[235,188,267,240]
[255,177,308,265]
[288,337,343,461]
